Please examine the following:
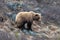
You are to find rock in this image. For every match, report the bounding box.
[0,31,17,40]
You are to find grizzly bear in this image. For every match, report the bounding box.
[15,11,41,31]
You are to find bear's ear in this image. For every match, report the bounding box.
[35,14,38,16]
[35,13,40,16]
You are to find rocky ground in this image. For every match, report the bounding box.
[0,0,60,40]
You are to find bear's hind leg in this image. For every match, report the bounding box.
[16,21,25,30]
[20,22,26,30]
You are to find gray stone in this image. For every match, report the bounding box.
[0,31,17,40]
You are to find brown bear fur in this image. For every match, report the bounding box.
[15,11,41,31]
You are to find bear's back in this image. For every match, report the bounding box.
[16,12,34,22]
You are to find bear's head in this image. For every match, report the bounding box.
[33,13,41,21]
[29,11,41,21]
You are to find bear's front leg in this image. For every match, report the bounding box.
[27,21,33,31]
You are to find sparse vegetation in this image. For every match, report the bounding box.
[0,0,60,40]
